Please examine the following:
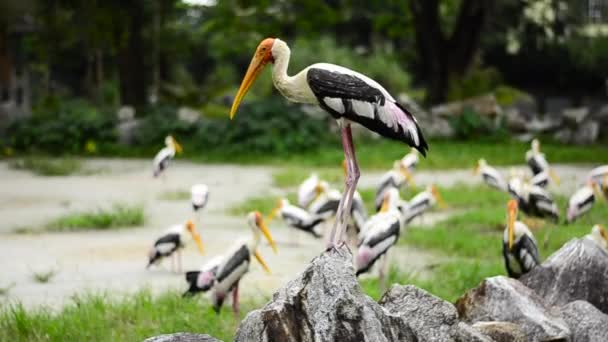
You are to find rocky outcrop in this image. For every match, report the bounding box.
[471,322,526,342]
[520,238,608,314]
[559,300,608,342]
[235,246,482,342]
[456,276,570,341]
[143,333,222,342]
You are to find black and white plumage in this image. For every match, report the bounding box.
[508,179,559,222]
[503,200,540,278]
[147,220,204,272]
[267,198,325,238]
[530,171,549,188]
[588,165,608,186]
[356,188,402,278]
[308,181,342,219]
[298,173,320,208]
[475,159,507,192]
[525,139,559,184]
[585,224,608,251]
[152,135,182,178]
[183,256,222,297]
[210,211,276,314]
[401,185,445,224]
[400,148,420,172]
[375,160,413,211]
[566,182,596,223]
[230,37,427,248]
[191,184,209,212]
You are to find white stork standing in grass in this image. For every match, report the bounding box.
[147,220,204,273]
[210,211,277,315]
[267,198,325,239]
[308,181,342,219]
[191,184,209,225]
[356,188,403,288]
[474,159,507,192]
[566,181,600,223]
[183,255,223,297]
[586,224,608,251]
[153,135,183,179]
[401,147,420,172]
[525,139,559,184]
[401,185,445,224]
[530,170,550,188]
[588,165,608,186]
[298,173,320,208]
[503,200,540,279]
[375,160,414,211]
[229,38,428,249]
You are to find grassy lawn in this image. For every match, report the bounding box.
[158,190,191,201]
[9,157,84,176]
[0,290,264,342]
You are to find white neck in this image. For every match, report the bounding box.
[270,39,317,104]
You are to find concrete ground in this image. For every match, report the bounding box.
[0,159,595,308]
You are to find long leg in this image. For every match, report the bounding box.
[327,124,360,248]
[232,280,240,317]
[379,252,390,291]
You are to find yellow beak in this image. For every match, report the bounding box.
[230,54,268,119]
[432,187,447,209]
[380,195,390,213]
[191,230,204,255]
[400,166,414,186]
[508,208,516,250]
[266,202,282,223]
[254,250,271,274]
[258,217,278,254]
[173,139,183,154]
[549,169,560,185]
[473,164,480,175]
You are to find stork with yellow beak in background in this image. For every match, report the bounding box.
[474,159,507,192]
[153,135,183,179]
[210,211,277,315]
[401,185,446,224]
[267,198,325,240]
[585,224,608,251]
[502,200,540,279]
[375,159,414,211]
[525,139,559,185]
[229,38,428,249]
[147,220,204,273]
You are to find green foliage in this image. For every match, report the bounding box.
[494,85,533,107]
[45,204,145,231]
[8,100,116,154]
[0,290,262,341]
[447,67,502,102]
[447,107,504,140]
[9,157,82,176]
[31,270,58,284]
[157,190,191,201]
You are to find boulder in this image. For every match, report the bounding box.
[177,107,201,124]
[472,321,526,342]
[553,128,573,144]
[456,276,570,341]
[143,333,222,342]
[545,97,572,117]
[572,120,600,145]
[559,300,608,342]
[423,116,455,138]
[562,107,589,126]
[116,118,141,145]
[117,106,135,121]
[504,107,528,132]
[431,94,501,118]
[520,238,608,314]
[235,246,479,342]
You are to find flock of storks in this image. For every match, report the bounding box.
[145,37,607,315]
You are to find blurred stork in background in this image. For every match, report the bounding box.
[191,184,209,226]
[503,200,540,278]
[183,255,223,297]
[267,198,325,241]
[525,139,559,185]
[298,173,320,208]
[375,160,414,211]
[153,135,182,180]
[147,220,204,273]
[229,37,428,249]
[566,180,600,223]
[400,147,420,172]
[474,159,507,192]
[210,211,277,315]
[401,185,445,224]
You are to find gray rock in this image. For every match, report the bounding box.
[472,321,526,342]
[553,128,573,144]
[593,104,608,123]
[456,276,570,341]
[424,116,455,138]
[143,333,222,342]
[453,322,495,342]
[117,119,141,145]
[177,107,201,124]
[504,107,528,132]
[117,106,135,121]
[562,107,590,126]
[572,120,600,145]
[545,97,572,117]
[560,300,608,342]
[521,238,608,314]
[431,94,501,118]
[525,117,562,133]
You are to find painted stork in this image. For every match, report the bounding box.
[588,165,608,185]
[508,179,559,223]
[566,181,600,223]
[474,159,507,192]
[308,181,342,219]
[401,147,420,172]
[229,38,428,248]
[191,183,209,225]
[210,211,277,315]
[525,139,559,184]
[298,173,320,208]
[530,170,549,188]
[147,220,204,272]
[267,198,325,238]
[153,135,182,179]
[503,200,540,278]
[401,185,445,224]
[375,160,414,211]
[356,188,402,287]
[585,224,608,251]
[183,255,223,297]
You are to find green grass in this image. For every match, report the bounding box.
[228,192,297,217]
[9,157,83,176]
[158,190,190,201]
[0,290,265,341]
[31,270,58,284]
[43,204,145,231]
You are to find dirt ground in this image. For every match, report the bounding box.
[0,159,594,308]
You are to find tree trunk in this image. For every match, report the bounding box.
[117,0,147,109]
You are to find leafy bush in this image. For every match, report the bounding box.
[7,99,116,154]
[447,67,502,102]
[9,157,82,176]
[448,107,504,140]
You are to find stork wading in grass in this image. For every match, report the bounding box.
[566,181,600,223]
[147,220,204,273]
[503,200,540,278]
[267,198,325,239]
[474,159,508,192]
[183,255,223,297]
[375,160,414,211]
[153,135,183,179]
[191,184,209,225]
[401,185,445,224]
[229,38,428,248]
[210,211,277,315]
[298,173,320,208]
[525,139,559,185]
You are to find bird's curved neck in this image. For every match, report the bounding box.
[272,48,292,89]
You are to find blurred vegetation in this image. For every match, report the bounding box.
[44,204,145,231]
[9,157,82,176]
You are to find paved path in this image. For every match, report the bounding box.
[0,159,594,308]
